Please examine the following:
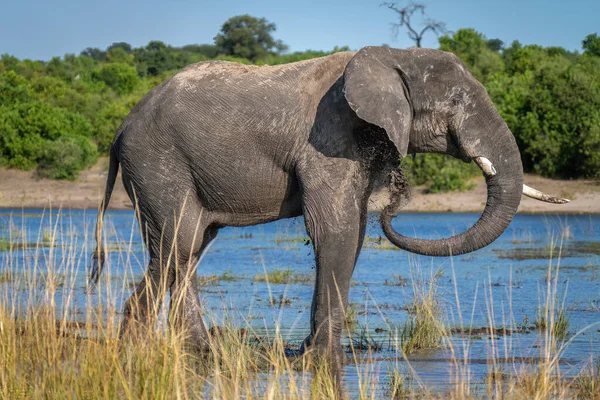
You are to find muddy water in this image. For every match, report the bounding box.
[1,209,599,395]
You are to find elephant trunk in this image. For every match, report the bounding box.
[380,123,524,257]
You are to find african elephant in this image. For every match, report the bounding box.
[91,46,567,368]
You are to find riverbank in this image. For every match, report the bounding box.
[1,158,599,213]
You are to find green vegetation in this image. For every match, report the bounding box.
[386,368,413,399]
[214,14,288,61]
[253,268,312,284]
[197,270,240,286]
[0,16,598,190]
[0,270,12,283]
[402,153,479,193]
[400,272,445,354]
[535,308,571,341]
[383,274,408,286]
[0,214,597,398]
[574,357,600,400]
[495,241,600,260]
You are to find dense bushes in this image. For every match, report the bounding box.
[440,30,600,180]
[36,135,97,180]
[0,25,598,186]
[402,154,479,193]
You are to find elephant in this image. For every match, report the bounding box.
[91,46,567,371]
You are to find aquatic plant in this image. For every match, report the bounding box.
[1,210,599,399]
[386,367,413,399]
[253,268,312,284]
[0,270,12,283]
[383,274,408,286]
[399,270,445,354]
[574,357,600,400]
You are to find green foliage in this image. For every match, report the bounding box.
[0,71,36,105]
[92,63,139,94]
[93,95,141,153]
[583,33,600,57]
[106,48,134,65]
[439,29,504,82]
[214,15,288,61]
[438,30,600,179]
[36,135,97,180]
[402,154,479,193]
[0,19,598,184]
[486,46,600,178]
[253,268,312,284]
[0,100,93,170]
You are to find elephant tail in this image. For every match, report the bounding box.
[89,145,120,289]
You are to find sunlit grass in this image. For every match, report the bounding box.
[197,270,240,286]
[399,269,445,354]
[253,267,312,284]
[0,210,598,399]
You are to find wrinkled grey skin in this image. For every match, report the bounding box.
[92,47,523,371]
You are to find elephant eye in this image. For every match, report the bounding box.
[449,91,464,107]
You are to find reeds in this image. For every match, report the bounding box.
[0,209,598,399]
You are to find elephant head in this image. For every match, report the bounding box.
[343,47,568,257]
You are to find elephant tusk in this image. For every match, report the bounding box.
[474,156,497,177]
[522,184,570,204]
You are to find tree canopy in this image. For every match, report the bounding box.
[214,15,288,61]
[0,17,598,186]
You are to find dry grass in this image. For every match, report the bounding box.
[0,211,598,399]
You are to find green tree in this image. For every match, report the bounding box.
[107,42,133,54]
[107,47,135,65]
[439,29,504,82]
[36,135,97,180]
[0,71,35,105]
[0,100,94,170]
[181,44,219,59]
[80,47,106,61]
[583,33,600,57]
[92,63,139,94]
[486,38,504,52]
[214,15,288,61]
[488,48,600,178]
[134,40,177,76]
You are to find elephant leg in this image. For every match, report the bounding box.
[120,189,214,353]
[120,256,169,339]
[168,225,219,353]
[300,172,369,377]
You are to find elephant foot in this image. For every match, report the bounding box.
[297,335,348,366]
[297,335,348,399]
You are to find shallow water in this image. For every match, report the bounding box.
[1,209,599,394]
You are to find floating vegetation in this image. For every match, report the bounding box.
[363,236,399,251]
[197,270,240,286]
[253,268,312,284]
[268,294,294,307]
[274,236,311,246]
[383,274,408,286]
[495,241,600,260]
[0,237,57,251]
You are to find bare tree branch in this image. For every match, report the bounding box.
[381,1,447,48]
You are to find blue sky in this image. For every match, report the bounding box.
[1,0,598,60]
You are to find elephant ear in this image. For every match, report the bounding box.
[343,47,412,157]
